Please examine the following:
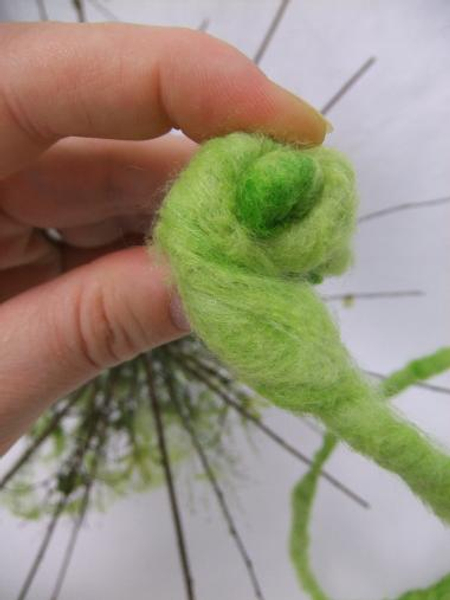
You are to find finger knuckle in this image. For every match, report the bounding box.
[72,281,141,370]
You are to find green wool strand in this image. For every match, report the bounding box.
[289,348,450,600]
[290,436,450,600]
[153,132,450,523]
[290,432,336,600]
[381,347,450,398]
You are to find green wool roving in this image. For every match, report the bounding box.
[153,132,450,524]
[289,348,450,599]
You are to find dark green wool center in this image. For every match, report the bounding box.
[235,150,323,237]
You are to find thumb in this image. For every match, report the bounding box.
[0,246,188,454]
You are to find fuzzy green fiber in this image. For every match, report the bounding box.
[290,432,336,600]
[381,347,450,398]
[290,436,450,600]
[153,132,450,523]
[289,348,450,600]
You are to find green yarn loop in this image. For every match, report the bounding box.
[153,132,450,524]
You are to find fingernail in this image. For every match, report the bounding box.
[323,116,334,133]
[272,82,333,143]
[291,92,334,135]
[169,292,191,332]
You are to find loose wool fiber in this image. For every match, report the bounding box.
[153,132,450,524]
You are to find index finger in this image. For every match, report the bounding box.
[0,22,328,178]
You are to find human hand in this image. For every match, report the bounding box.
[0,22,328,454]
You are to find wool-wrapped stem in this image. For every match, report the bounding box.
[154,132,450,525]
[316,380,450,523]
[290,433,450,600]
[290,350,450,599]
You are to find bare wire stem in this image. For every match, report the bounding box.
[49,475,103,599]
[16,395,104,599]
[171,352,369,509]
[253,0,292,65]
[16,495,69,600]
[15,378,114,600]
[164,364,266,600]
[143,357,195,600]
[36,0,49,20]
[49,379,115,600]
[323,290,424,302]
[358,195,450,223]
[0,388,89,491]
[366,370,450,397]
[321,57,376,116]
[48,492,89,600]
[198,17,210,32]
[72,0,86,22]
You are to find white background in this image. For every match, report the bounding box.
[1,1,450,599]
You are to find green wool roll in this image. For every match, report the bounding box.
[289,348,450,599]
[153,132,450,523]
[290,434,450,600]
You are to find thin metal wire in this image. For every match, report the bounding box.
[36,0,49,20]
[144,358,195,600]
[49,498,89,600]
[16,496,69,600]
[359,195,450,223]
[323,290,424,302]
[0,388,90,490]
[366,370,450,397]
[166,368,266,600]
[198,17,210,32]
[16,384,108,600]
[173,352,369,509]
[321,57,376,115]
[72,0,86,22]
[253,0,292,65]
[49,386,113,600]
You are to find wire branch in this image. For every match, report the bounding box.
[36,0,49,20]
[198,17,210,32]
[321,56,376,116]
[366,369,450,397]
[323,290,424,302]
[253,0,291,65]
[49,453,106,597]
[16,494,70,600]
[17,445,89,599]
[72,0,86,22]
[164,365,266,600]
[16,381,111,600]
[171,353,369,509]
[48,493,88,600]
[49,378,114,600]
[358,195,450,223]
[144,357,195,600]
[0,389,88,491]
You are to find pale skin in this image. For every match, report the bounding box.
[0,22,328,455]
